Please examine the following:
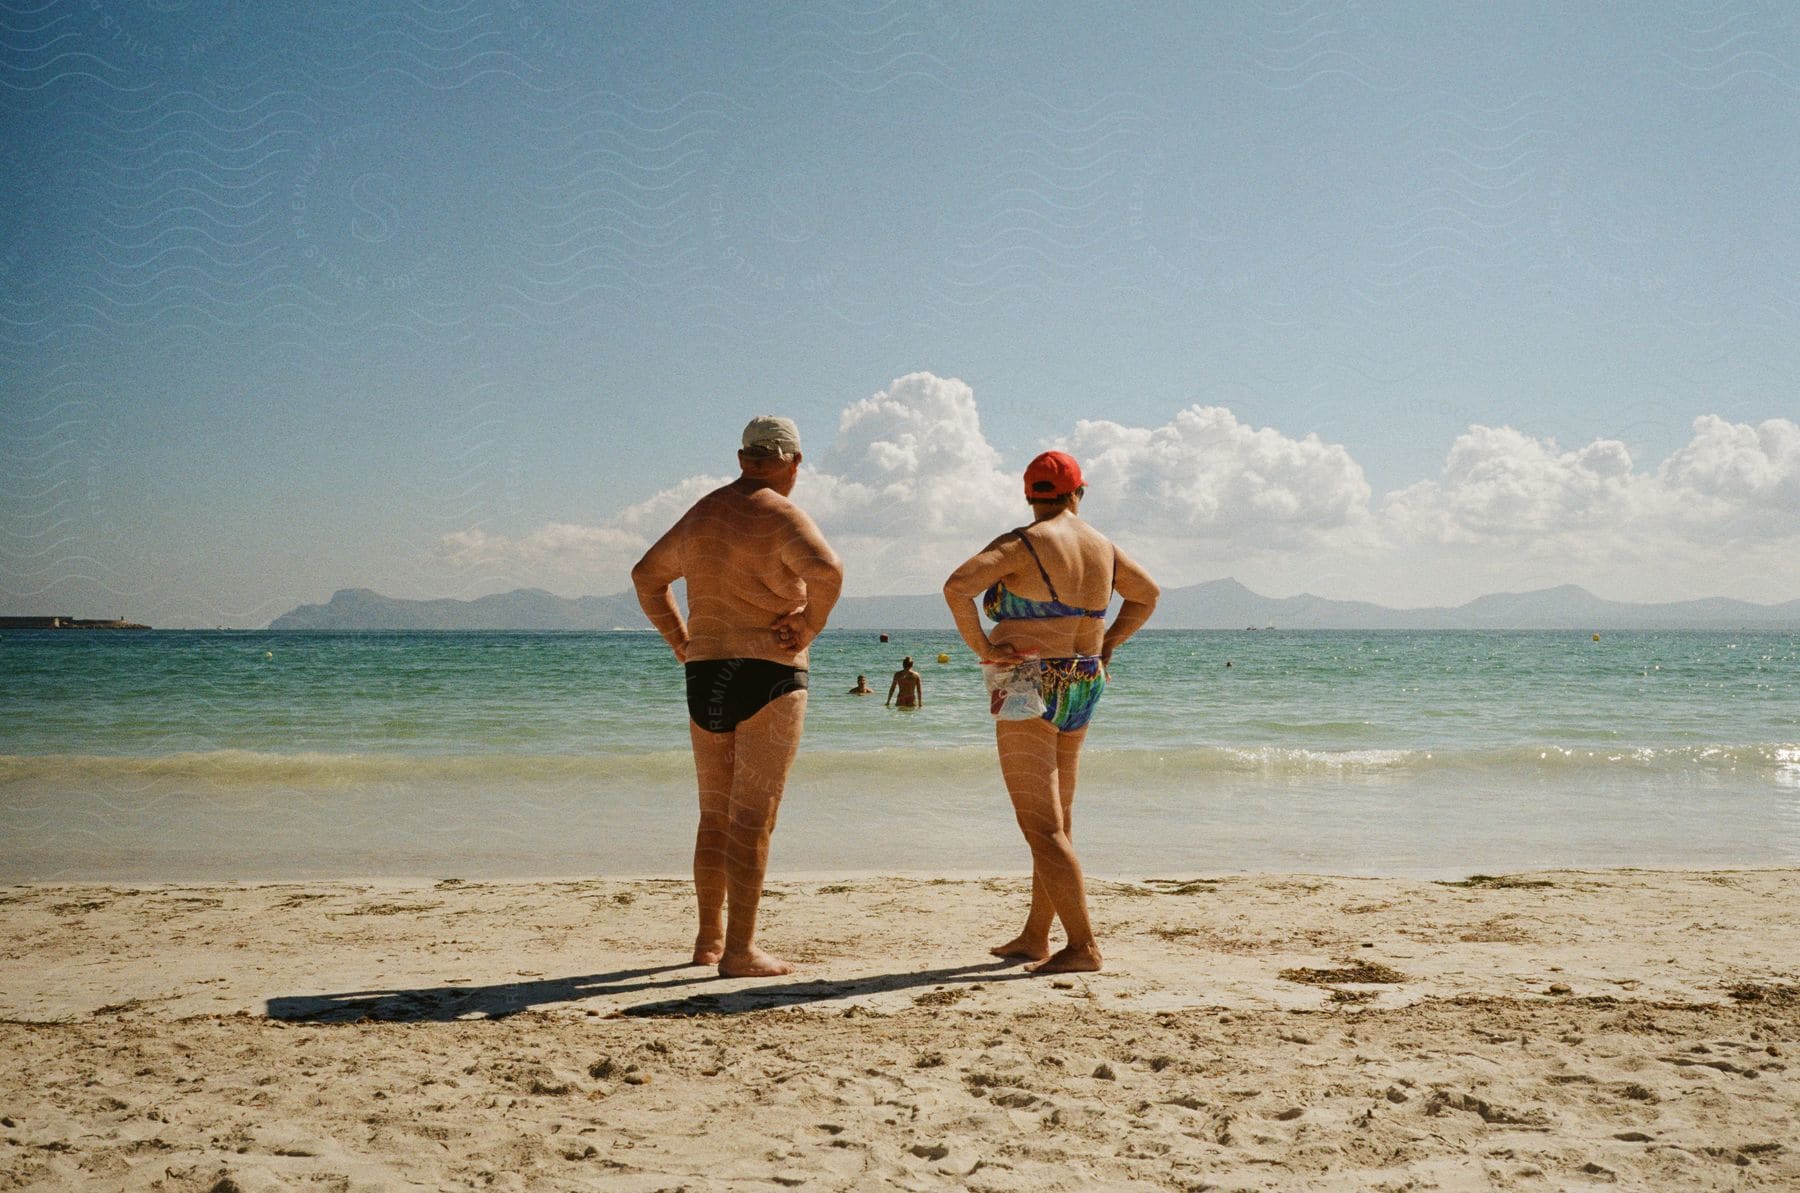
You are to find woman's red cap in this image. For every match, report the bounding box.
[1023,450,1084,499]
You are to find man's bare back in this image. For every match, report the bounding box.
[886,658,923,708]
[668,482,832,666]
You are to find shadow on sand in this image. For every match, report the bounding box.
[624,960,1026,1017]
[265,959,1027,1023]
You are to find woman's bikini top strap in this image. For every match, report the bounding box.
[1011,529,1061,601]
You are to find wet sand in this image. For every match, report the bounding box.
[2,869,1796,1190]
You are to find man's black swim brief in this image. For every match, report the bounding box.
[685,658,810,733]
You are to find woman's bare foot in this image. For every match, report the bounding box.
[692,935,724,966]
[718,947,794,978]
[989,934,1051,962]
[1026,943,1102,975]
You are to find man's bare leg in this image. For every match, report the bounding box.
[687,722,735,964]
[991,727,1085,960]
[994,719,1100,974]
[718,689,806,977]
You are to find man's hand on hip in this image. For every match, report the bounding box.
[770,608,815,652]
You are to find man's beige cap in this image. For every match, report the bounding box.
[741,415,801,458]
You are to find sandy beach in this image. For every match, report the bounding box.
[3,868,1797,1191]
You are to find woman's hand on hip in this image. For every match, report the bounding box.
[983,639,1026,665]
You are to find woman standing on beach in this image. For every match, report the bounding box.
[943,451,1159,973]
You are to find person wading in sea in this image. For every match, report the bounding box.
[886,656,923,708]
[631,416,843,977]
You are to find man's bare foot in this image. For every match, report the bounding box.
[692,935,724,966]
[718,947,795,978]
[1025,943,1102,975]
[989,935,1051,962]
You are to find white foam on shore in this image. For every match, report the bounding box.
[5,739,1797,789]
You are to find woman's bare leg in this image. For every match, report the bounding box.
[990,726,1085,960]
[992,719,1100,973]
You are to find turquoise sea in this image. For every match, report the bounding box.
[2,629,1796,881]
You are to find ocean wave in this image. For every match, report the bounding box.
[2,742,1796,790]
[1079,743,1800,781]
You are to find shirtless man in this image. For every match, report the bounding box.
[631,416,843,977]
[886,657,923,708]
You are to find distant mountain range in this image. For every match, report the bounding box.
[268,581,1800,631]
[1142,579,1800,630]
[269,587,649,630]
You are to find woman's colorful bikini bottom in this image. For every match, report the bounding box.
[988,655,1106,733]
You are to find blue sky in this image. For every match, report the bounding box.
[3,1,1797,626]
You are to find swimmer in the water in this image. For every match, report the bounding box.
[886,657,923,707]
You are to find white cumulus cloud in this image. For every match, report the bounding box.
[439,522,649,572]
[436,378,1798,605]
[1062,406,1374,543]
[1363,415,1800,604]
[1382,416,1800,548]
[1381,426,1639,543]
[805,372,1013,539]
[1657,415,1800,538]
[611,474,734,538]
